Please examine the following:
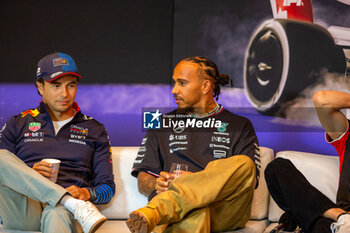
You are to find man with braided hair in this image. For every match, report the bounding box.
[127,57,260,233]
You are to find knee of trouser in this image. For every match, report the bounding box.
[0,150,12,166]
[0,149,13,171]
[237,155,255,174]
[41,205,73,226]
[0,149,19,170]
[265,157,289,183]
[230,155,256,184]
[265,157,291,174]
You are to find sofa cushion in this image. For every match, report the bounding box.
[95,219,269,233]
[268,150,339,222]
[96,220,129,233]
[263,223,287,233]
[228,220,269,233]
[98,147,148,219]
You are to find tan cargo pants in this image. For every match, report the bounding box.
[151,155,256,233]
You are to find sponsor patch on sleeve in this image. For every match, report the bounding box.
[21,109,40,118]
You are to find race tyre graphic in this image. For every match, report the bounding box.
[244,19,346,114]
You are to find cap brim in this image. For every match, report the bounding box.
[44,72,82,82]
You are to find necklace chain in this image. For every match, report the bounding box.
[192,103,221,118]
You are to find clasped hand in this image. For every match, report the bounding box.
[155,170,192,194]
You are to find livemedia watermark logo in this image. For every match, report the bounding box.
[142,108,223,132]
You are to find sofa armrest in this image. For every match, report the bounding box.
[250,147,274,220]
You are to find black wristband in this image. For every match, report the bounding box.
[87,187,97,202]
[148,189,157,201]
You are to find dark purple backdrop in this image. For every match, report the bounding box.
[0,84,337,155]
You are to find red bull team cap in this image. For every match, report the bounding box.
[36,52,82,82]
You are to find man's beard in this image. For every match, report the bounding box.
[174,95,201,115]
[176,106,195,115]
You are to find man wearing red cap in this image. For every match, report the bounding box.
[0,52,115,233]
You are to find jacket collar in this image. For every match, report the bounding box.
[38,101,82,120]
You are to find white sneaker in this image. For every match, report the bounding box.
[331,214,350,233]
[72,201,107,233]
